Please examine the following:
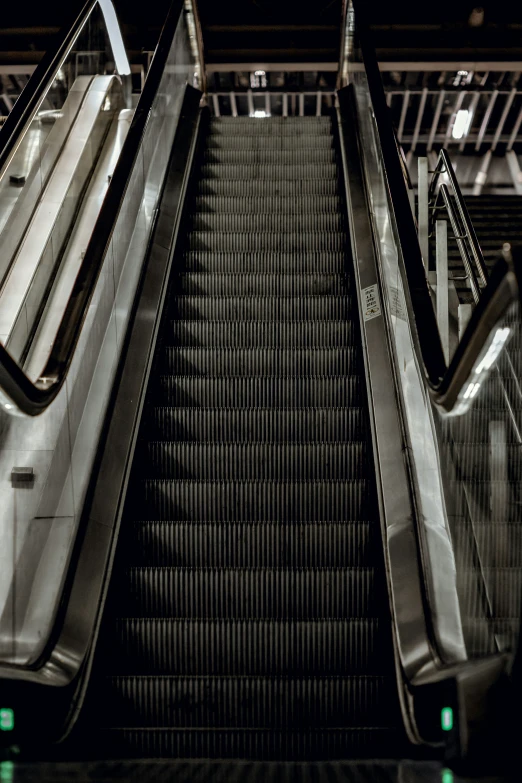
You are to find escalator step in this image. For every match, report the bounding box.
[193,196,342,213]
[105,618,386,675]
[188,231,345,252]
[190,213,344,231]
[203,149,337,164]
[166,321,354,347]
[152,376,363,408]
[120,566,378,617]
[170,274,348,296]
[146,407,364,440]
[206,135,335,149]
[126,520,375,567]
[98,727,403,760]
[181,251,347,274]
[145,442,369,480]
[159,347,359,376]
[103,676,394,728]
[201,164,337,180]
[167,295,355,320]
[85,114,406,761]
[105,617,382,677]
[209,124,332,138]
[138,479,372,521]
[198,180,339,196]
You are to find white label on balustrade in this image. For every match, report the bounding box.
[361,283,381,321]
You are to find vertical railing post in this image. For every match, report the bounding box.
[418,156,430,274]
[506,150,522,195]
[458,303,473,340]
[435,219,450,364]
[472,149,492,196]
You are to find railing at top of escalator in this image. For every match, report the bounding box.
[429,150,489,297]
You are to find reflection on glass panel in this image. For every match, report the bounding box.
[0,4,118,343]
[0,9,194,667]
[438,301,522,659]
[350,55,522,666]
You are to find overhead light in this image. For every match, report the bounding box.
[453,70,472,86]
[250,70,267,88]
[252,110,270,118]
[468,7,485,27]
[452,109,473,139]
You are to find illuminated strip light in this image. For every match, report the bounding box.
[452,109,473,140]
[453,326,511,415]
[98,0,131,76]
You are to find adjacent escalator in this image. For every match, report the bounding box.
[73,115,410,760]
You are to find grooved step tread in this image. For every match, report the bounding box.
[119,566,380,618]
[166,321,355,347]
[152,376,363,407]
[193,196,342,213]
[206,136,335,149]
[145,442,369,480]
[200,164,338,180]
[198,180,340,196]
[169,274,349,296]
[126,521,376,567]
[181,252,348,274]
[105,618,388,675]
[137,479,374,521]
[190,214,345,231]
[167,296,355,321]
[95,727,405,761]
[203,149,337,164]
[158,347,360,376]
[102,676,397,729]
[188,231,346,252]
[146,407,365,441]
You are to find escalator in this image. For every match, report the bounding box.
[1,0,522,775]
[71,114,409,759]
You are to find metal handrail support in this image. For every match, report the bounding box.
[438,183,482,304]
[436,219,450,363]
[418,156,430,272]
[429,149,489,287]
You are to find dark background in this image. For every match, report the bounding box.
[0,0,521,68]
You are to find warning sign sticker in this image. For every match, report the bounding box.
[361,284,381,321]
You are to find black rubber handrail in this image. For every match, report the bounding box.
[348,0,521,413]
[349,0,448,387]
[0,0,186,416]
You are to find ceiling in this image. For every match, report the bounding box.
[0,0,521,69]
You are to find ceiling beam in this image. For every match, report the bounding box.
[207,61,522,73]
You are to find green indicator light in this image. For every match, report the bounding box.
[442,769,454,783]
[0,708,14,732]
[0,761,14,783]
[441,706,453,731]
